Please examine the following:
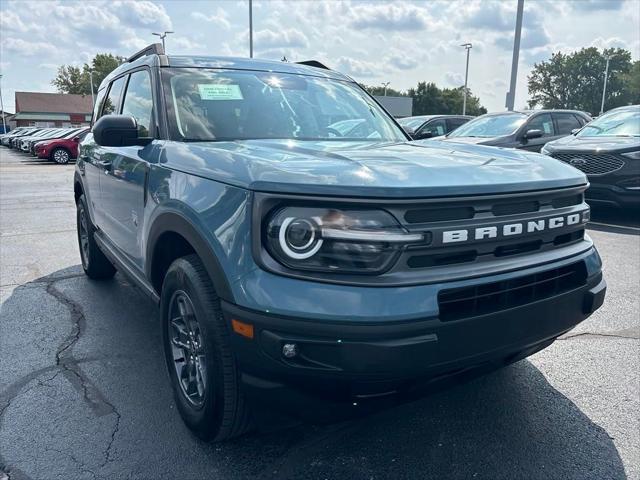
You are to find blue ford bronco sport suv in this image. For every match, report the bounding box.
[75,44,606,441]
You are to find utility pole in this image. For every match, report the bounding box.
[152,31,174,51]
[600,54,613,115]
[382,81,391,96]
[506,0,524,111]
[461,43,472,115]
[249,0,253,58]
[89,71,95,110]
[0,74,6,134]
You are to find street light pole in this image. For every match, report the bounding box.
[600,55,612,115]
[249,0,253,58]
[0,74,6,133]
[506,0,524,111]
[89,71,95,111]
[152,31,174,51]
[382,81,391,96]
[461,43,472,115]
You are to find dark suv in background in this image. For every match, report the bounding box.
[437,110,591,152]
[542,105,640,209]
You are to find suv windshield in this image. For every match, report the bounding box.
[161,68,405,142]
[448,113,526,138]
[577,108,640,137]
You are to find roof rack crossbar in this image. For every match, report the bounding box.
[127,43,165,63]
[296,60,330,70]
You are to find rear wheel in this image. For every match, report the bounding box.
[76,194,116,279]
[161,254,252,441]
[51,147,71,164]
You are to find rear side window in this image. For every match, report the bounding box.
[527,113,555,136]
[121,70,154,137]
[554,113,582,135]
[102,76,127,117]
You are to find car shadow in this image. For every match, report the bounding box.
[0,267,627,480]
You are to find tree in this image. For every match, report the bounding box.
[527,47,633,114]
[407,82,487,116]
[621,60,640,105]
[52,53,125,95]
[362,84,407,97]
[362,82,487,115]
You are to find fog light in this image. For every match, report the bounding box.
[282,343,298,358]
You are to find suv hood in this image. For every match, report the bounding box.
[160,139,586,198]
[545,134,640,153]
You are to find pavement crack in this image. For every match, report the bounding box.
[559,328,640,341]
[101,409,122,467]
[45,279,123,468]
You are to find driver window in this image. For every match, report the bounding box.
[420,119,446,137]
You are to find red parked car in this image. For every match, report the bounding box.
[34,128,89,164]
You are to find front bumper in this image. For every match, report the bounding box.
[586,182,640,209]
[223,248,605,420]
[35,146,50,159]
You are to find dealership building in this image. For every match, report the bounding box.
[13,92,92,128]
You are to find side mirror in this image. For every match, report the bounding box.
[72,136,80,142]
[416,130,434,139]
[524,129,543,140]
[571,128,580,135]
[92,115,152,147]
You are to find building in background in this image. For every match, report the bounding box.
[0,109,15,132]
[13,92,92,127]
[374,96,413,118]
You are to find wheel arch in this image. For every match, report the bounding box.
[146,212,234,303]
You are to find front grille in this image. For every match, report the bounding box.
[551,152,625,176]
[386,187,588,271]
[438,261,588,321]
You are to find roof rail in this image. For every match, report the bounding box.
[296,60,330,70]
[127,43,165,63]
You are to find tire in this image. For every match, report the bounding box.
[51,147,71,164]
[76,194,116,279]
[161,254,252,441]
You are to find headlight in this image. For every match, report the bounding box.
[621,151,640,160]
[264,206,423,274]
[540,145,551,155]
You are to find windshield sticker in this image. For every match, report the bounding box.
[197,84,243,100]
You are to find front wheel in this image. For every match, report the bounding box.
[161,254,252,441]
[51,147,71,164]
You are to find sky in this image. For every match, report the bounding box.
[0,0,639,113]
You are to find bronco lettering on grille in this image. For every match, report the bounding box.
[441,211,587,244]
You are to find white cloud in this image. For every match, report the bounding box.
[572,0,626,11]
[349,2,433,31]
[254,28,309,49]
[2,38,58,56]
[445,71,465,87]
[0,10,29,32]
[589,37,631,51]
[112,0,172,30]
[191,9,231,30]
[335,56,381,79]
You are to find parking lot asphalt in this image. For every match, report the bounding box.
[0,147,638,480]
